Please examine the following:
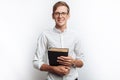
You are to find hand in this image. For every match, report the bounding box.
[57,56,75,67]
[50,66,70,76]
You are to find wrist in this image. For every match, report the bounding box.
[48,65,54,72]
[72,59,76,68]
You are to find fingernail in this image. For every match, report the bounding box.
[57,57,60,59]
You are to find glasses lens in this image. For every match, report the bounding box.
[54,12,68,16]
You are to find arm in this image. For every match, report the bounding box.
[33,33,70,76]
[57,39,84,68]
[40,64,70,76]
[57,56,83,68]
[33,33,48,70]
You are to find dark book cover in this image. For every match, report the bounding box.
[48,48,69,66]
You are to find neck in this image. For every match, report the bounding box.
[55,25,67,32]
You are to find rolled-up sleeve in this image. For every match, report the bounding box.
[74,39,84,62]
[33,32,48,70]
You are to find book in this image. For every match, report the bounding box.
[48,48,69,66]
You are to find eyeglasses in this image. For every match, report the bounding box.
[54,12,68,17]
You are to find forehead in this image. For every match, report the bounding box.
[55,6,68,12]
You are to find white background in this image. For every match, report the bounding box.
[0,0,120,80]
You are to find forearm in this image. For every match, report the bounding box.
[40,64,70,76]
[40,64,53,72]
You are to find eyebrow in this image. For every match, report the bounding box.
[54,11,68,13]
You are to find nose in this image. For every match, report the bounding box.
[58,14,62,18]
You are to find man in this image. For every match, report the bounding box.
[33,1,84,80]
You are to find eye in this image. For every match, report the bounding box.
[61,12,67,15]
[54,12,68,16]
[54,12,60,16]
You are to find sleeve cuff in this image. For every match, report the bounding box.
[33,60,44,70]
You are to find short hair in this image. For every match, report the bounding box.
[53,1,70,14]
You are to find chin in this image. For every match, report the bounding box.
[57,22,65,26]
[57,24,64,27]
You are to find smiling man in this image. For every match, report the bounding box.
[52,5,69,32]
[33,1,84,80]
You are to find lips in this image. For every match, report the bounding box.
[58,19,64,23]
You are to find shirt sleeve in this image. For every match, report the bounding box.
[33,32,48,70]
[74,38,84,62]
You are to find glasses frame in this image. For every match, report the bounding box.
[54,12,68,17]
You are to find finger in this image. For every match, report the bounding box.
[57,59,72,64]
[60,56,73,60]
[57,57,65,61]
[57,59,71,63]
[58,61,71,66]
[59,56,69,60]
[65,66,70,70]
[58,59,72,63]
[57,60,64,63]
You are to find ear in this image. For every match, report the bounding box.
[52,13,55,19]
[67,13,70,19]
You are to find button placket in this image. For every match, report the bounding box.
[60,33,63,48]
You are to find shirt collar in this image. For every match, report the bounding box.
[53,27,68,34]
